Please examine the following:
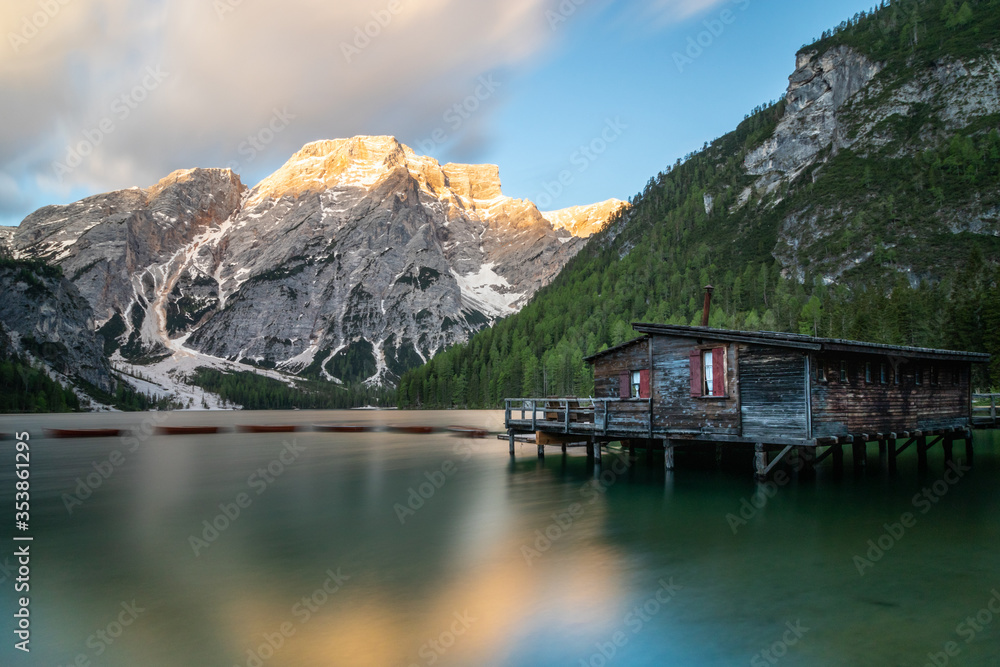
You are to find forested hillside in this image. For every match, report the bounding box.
[399,0,1000,408]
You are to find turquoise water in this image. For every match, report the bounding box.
[0,411,998,666]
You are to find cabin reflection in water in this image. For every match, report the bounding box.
[504,324,992,479]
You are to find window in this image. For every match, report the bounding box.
[690,347,725,397]
[880,363,888,384]
[621,369,650,399]
[865,362,872,384]
[894,365,900,385]
[840,361,848,383]
[953,367,960,386]
[816,359,826,382]
[915,367,923,386]
[930,365,937,385]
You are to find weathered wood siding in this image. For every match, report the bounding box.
[651,336,739,435]
[593,338,649,398]
[810,354,971,437]
[739,345,808,440]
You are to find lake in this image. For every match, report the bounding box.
[0,410,998,666]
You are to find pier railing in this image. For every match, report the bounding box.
[973,393,999,428]
[505,397,654,435]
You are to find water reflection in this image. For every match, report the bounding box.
[0,412,997,666]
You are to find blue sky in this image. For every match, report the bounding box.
[0,0,879,226]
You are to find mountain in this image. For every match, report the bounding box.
[399,0,1000,407]
[0,257,113,410]
[8,136,624,388]
[543,199,630,237]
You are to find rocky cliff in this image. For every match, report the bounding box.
[0,260,114,392]
[10,137,622,385]
[543,199,630,237]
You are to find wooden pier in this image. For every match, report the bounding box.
[504,323,994,479]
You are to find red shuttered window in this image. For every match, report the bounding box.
[712,347,725,397]
[639,369,651,399]
[691,347,726,397]
[689,349,702,397]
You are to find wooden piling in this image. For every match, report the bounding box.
[888,438,897,474]
[594,440,602,464]
[943,436,954,464]
[832,444,844,473]
[754,443,768,480]
[852,441,867,471]
[917,435,928,471]
[664,440,675,472]
[878,441,888,468]
[965,434,974,466]
[508,430,515,457]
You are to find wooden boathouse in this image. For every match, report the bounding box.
[505,323,993,478]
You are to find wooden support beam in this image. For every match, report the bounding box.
[852,441,867,471]
[943,436,954,464]
[664,440,675,472]
[762,445,795,477]
[812,445,836,465]
[754,443,769,480]
[594,440,602,464]
[965,433,974,466]
[796,446,816,476]
[888,436,898,474]
[508,430,515,457]
[896,437,917,456]
[917,435,928,471]
[832,443,844,473]
[878,441,888,469]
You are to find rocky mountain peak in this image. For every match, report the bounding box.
[543,199,630,238]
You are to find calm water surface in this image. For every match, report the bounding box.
[0,410,998,666]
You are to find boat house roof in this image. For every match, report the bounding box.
[583,324,991,364]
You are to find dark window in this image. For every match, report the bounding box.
[865,362,872,384]
[880,363,888,384]
[915,368,923,386]
[816,358,826,382]
[894,365,900,385]
[930,365,937,385]
[953,367,960,385]
[840,361,848,382]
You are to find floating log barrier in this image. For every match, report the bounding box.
[155,426,221,436]
[446,426,489,438]
[312,424,373,433]
[45,428,122,438]
[236,425,298,433]
[387,425,435,434]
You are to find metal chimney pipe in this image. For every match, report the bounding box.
[701,285,714,327]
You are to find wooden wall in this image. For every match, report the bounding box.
[739,345,809,440]
[650,336,740,435]
[809,353,971,437]
[593,338,649,398]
